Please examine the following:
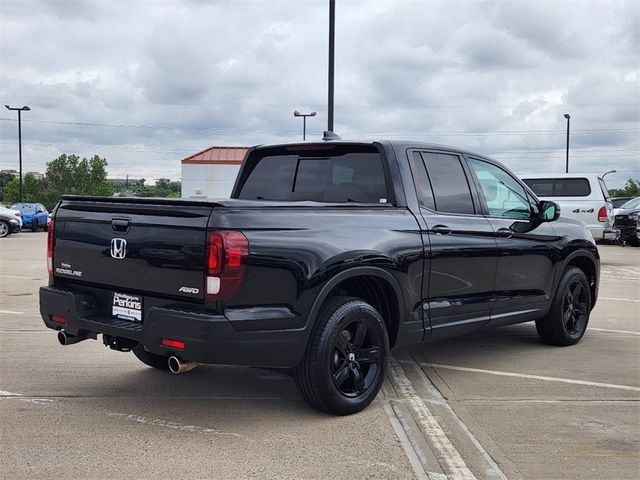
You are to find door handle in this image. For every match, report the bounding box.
[496,227,513,238]
[431,225,451,235]
[112,218,131,233]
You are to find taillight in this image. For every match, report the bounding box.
[15,212,20,217]
[206,230,249,299]
[47,218,55,277]
[597,206,608,222]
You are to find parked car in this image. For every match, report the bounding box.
[40,140,600,415]
[0,205,23,237]
[614,198,640,246]
[11,202,49,231]
[521,173,618,243]
[613,196,639,216]
[612,196,634,210]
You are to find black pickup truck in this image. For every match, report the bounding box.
[40,140,599,415]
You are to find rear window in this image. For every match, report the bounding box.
[11,204,35,213]
[522,178,591,197]
[237,145,389,203]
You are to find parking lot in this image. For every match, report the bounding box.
[1,232,638,479]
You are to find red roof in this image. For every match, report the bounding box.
[181,146,248,165]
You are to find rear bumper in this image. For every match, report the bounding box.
[39,286,308,368]
[589,226,619,241]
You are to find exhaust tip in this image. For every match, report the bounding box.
[57,330,68,345]
[168,356,181,374]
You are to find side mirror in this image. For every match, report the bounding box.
[540,201,560,222]
[37,208,44,213]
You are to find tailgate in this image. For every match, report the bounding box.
[52,197,216,301]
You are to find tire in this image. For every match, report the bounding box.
[536,267,591,346]
[294,296,389,415]
[43,223,48,232]
[0,220,10,238]
[31,219,38,232]
[132,344,170,370]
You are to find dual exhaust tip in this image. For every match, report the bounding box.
[57,331,198,374]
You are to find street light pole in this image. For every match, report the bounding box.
[602,170,616,179]
[327,0,335,132]
[564,113,570,173]
[293,111,317,140]
[5,105,30,202]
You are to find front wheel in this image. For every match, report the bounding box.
[31,220,38,232]
[536,267,591,346]
[295,296,389,415]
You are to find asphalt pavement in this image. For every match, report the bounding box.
[1,232,638,479]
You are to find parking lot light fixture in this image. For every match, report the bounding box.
[293,111,317,141]
[563,113,571,173]
[602,170,617,179]
[5,104,31,202]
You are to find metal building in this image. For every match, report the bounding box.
[181,146,248,198]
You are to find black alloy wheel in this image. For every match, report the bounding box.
[331,319,381,398]
[562,280,589,337]
[536,266,591,346]
[295,296,389,415]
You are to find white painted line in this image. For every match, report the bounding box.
[0,310,26,315]
[589,327,640,335]
[106,412,243,437]
[424,363,640,392]
[0,390,21,396]
[381,402,432,480]
[605,266,640,276]
[598,296,640,303]
[0,274,42,280]
[388,357,477,480]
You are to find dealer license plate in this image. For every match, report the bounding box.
[112,292,143,322]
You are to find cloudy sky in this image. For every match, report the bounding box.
[1,0,638,187]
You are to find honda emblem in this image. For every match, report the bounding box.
[110,238,127,259]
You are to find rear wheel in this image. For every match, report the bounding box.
[0,220,10,238]
[31,219,38,232]
[295,296,389,415]
[132,344,170,370]
[536,267,591,346]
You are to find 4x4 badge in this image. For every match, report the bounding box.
[110,238,127,259]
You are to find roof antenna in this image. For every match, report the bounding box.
[323,131,341,141]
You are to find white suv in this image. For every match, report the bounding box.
[521,173,618,242]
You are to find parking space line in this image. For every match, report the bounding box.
[423,363,640,392]
[604,266,640,276]
[388,357,478,480]
[598,296,640,303]
[589,327,640,335]
[0,310,26,315]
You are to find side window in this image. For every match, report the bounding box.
[468,158,532,220]
[409,151,435,210]
[421,152,475,215]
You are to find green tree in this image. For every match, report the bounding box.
[609,179,640,197]
[43,154,115,207]
[2,173,46,206]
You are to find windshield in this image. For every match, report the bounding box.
[620,197,640,210]
[11,204,36,213]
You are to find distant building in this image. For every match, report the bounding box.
[109,177,145,188]
[1,169,18,177]
[181,146,247,198]
[26,171,45,180]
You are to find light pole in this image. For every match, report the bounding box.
[293,111,317,140]
[5,105,30,202]
[327,0,335,132]
[564,113,570,173]
[602,169,616,179]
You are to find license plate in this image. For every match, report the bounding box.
[112,292,143,322]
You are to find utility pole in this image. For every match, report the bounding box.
[327,0,335,132]
[5,105,30,202]
[564,113,571,173]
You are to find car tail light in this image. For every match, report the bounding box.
[161,338,185,350]
[14,212,20,217]
[51,315,66,325]
[47,218,55,277]
[206,230,249,299]
[598,206,608,222]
